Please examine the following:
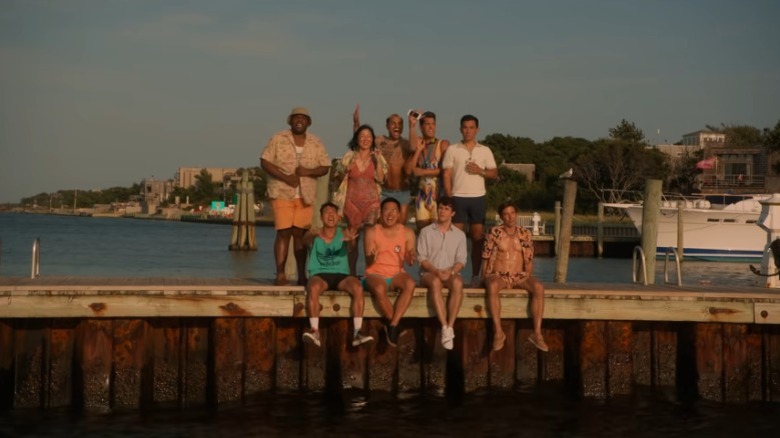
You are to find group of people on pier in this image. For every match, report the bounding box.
[260,107,547,353]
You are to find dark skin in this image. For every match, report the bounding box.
[261,114,330,285]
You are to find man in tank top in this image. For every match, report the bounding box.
[301,202,374,348]
[363,197,417,347]
[406,110,450,231]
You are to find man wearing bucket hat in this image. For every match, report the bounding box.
[261,107,331,285]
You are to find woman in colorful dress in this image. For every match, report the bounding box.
[332,124,388,275]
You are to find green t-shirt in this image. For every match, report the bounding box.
[306,228,350,276]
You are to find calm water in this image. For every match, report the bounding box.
[2,213,778,436]
[0,213,763,286]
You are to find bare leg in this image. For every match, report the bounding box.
[292,226,307,285]
[422,273,447,327]
[389,272,416,326]
[348,232,360,276]
[444,274,464,328]
[365,276,393,321]
[522,276,545,337]
[340,276,365,318]
[484,275,503,334]
[274,228,293,284]
[306,276,327,319]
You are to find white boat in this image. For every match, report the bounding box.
[604,193,769,262]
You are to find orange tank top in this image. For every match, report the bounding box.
[365,225,407,278]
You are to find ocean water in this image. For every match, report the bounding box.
[0,213,762,286]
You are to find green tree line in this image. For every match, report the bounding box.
[16,118,780,214]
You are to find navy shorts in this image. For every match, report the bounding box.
[452,196,487,224]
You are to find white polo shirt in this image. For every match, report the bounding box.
[442,142,497,197]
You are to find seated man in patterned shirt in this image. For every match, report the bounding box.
[481,201,547,352]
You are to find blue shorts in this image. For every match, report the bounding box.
[382,189,412,206]
[452,196,487,225]
[362,275,393,289]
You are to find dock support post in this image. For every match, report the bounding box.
[596,202,604,258]
[676,200,684,263]
[554,180,577,283]
[641,179,662,285]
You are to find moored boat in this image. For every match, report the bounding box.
[604,193,769,262]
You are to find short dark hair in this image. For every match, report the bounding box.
[386,114,402,124]
[460,114,479,128]
[437,196,454,209]
[348,124,376,151]
[497,200,516,216]
[381,197,400,210]
[320,202,339,215]
[420,111,437,124]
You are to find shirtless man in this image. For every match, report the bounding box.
[353,106,415,222]
[481,201,547,352]
[363,197,417,347]
[405,110,450,231]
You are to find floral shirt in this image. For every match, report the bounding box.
[482,224,534,275]
[260,129,330,205]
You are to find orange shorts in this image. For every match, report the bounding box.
[271,198,313,230]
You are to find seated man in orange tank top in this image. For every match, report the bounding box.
[363,197,417,347]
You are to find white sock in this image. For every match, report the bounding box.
[353,317,363,334]
[310,317,319,331]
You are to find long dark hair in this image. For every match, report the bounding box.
[348,124,376,151]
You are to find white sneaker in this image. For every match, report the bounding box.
[352,333,374,347]
[441,326,455,350]
[302,330,321,348]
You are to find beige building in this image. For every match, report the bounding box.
[681,130,725,146]
[175,167,238,189]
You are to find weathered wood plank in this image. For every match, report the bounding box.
[151,318,182,405]
[183,319,209,406]
[421,320,446,396]
[632,322,652,387]
[397,322,421,393]
[213,318,244,404]
[541,323,565,382]
[516,324,539,388]
[607,321,633,397]
[335,319,367,391]
[244,318,275,395]
[13,320,48,408]
[0,320,14,410]
[722,324,748,403]
[695,323,724,402]
[77,320,112,410]
[111,319,149,408]
[367,319,396,392]
[274,319,301,392]
[1,287,772,324]
[653,323,677,388]
[767,326,780,402]
[745,325,763,402]
[755,303,780,324]
[48,319,77,408]
[580,321,607,398]
[461,320,488,393]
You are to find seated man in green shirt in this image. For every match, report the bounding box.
[302,202,374,348]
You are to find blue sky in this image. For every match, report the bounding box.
[1,0,778,203]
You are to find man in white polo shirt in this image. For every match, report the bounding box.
[442,114,498,286]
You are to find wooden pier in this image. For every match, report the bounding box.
[1,277,779,411]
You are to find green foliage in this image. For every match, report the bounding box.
[705,123,763,147]
[609,119,646,144]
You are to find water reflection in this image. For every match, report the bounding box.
[2,389,779,437]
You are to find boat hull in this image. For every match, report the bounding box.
[609,203,766,262]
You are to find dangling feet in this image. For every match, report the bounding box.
[528,333,549,352]
[492,331,507,351]
[302,329,321,348]
[441,326,455,350]
[352,332,374,347]
[274,273,289,286]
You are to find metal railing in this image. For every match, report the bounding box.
[664,248,682,286]
[632,246,648,285]
[31,238,40,279]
